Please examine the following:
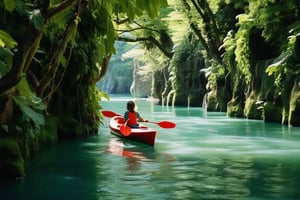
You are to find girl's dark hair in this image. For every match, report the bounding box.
[127,101,135,112]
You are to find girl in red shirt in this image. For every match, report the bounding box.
[124,101,147,128]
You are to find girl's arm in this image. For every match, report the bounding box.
[137,112,147,122]
[124,111,128,121]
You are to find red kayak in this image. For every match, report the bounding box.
[109,116,157,146]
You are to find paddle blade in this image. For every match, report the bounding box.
[120,125,131,136]
[156,121,176,128]
[101,110,120,118]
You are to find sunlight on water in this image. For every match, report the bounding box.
[97,98,300,200]
[1,96,300,200]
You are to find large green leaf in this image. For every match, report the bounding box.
[119,0,136,20]
[0,30,18,48]
[0,47,14,78]
[14,78,46,125]
[13,96,45,126]
[16,78,33,101]
[99,90,110,101]
[28,9,45,31]
[4,0,16,12]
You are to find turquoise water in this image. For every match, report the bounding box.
[1,96,300,200]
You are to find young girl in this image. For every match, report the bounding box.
[124,101,147,128]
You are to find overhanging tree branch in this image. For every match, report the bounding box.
[0,28,43,94]
[44,0,76,20]
[37,17,79,98]
[118,35,173,58]
[185,0,222,64]
[0,0,79,95]
[190,23,222,63]
[93,54,112,84]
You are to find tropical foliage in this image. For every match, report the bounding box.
[0,0,167,178]
[1,0,300,179]
[98,0,300,126]
[153,0,300,125]
[103,0,300,126]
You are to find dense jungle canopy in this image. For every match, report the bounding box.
[0,0,300,179]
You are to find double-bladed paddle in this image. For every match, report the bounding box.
[144,120,176,128]
[120,120,131,136]
[101,110,131,135]
[101,110,120,118]
[120,120,176,136]
[101,110,176,130]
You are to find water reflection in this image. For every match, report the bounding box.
[106,138,148,172]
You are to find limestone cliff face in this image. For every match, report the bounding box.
[97,63,133,94]
[130,58,152,98]
[99,72,132,94]
[98,57,152,97]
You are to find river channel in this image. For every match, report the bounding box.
[1,96,300,200]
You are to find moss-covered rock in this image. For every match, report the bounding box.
[0,115,58,179]
[153,67,171,104]
[244,92,262,120]
[289,82,300,126]
[39,115,58,145]
[0,137,24,179]
[227,98,244,117]
[206,90,219,111]
[289,100,300,126]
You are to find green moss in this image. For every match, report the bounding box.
[0,138,24,178]
[289,83,300,126]
[0,115,59,179]
[227,98,244,117]
[39,115,58,145]
[289,100,300,126]
[244,92,262,120]
[207,90,219,111]
[282,108,289,125]
[244,99,262,119]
